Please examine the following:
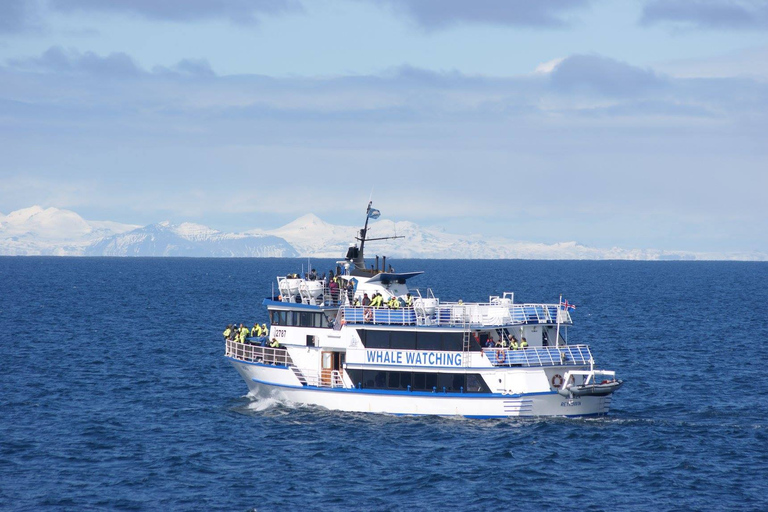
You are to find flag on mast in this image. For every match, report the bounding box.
[367,208,381,219]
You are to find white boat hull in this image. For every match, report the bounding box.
[230,359,612,418]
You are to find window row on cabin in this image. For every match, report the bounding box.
[345,369,490,393]
[358,329,482,352]
[270,310,331,328]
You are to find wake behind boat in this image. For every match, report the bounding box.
[224,203,623,417]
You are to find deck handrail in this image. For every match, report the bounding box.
[225,339,294,366]
[340,302,571,328]
[482,344,592,368]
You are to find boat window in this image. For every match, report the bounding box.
[466,374,484,393]
[362,370,375,388]
[417,332,441,351]
[390,331,416,350]
[441,333,464,352]
[438,373,455,392]
[300,312,312,327]
[366,330,390,349]
[345,369,490,393]
[374,371,386,388]
[424,373,438,391]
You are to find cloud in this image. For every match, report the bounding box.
[641,0,768,30]
[48,0,302,24]
[0,0,42,33]
[366,0,591,29]
[549,54,667,96]
[1,48,767,253]
[9,46,143,77]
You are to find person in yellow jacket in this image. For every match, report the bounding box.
[238,323,249,343]
[252,323,262,337]
[519,337,528,349]
[261,323,268,337]
[389,296,400,309]
[223,325,232,339]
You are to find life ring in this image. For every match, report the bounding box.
[496,349,506,363]
[551,374,563,387]
[363,308,373,322]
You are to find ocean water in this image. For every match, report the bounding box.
[1,257,767,511]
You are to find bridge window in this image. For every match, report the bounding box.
[390,331,416,350]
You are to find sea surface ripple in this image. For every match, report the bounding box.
[1,258,767,511]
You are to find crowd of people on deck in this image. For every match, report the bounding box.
[222,322,282,348]
[474,331,529,350]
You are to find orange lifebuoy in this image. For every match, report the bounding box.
[496,349,506,363]
[551,374,563,387]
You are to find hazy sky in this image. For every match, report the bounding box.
[1,0,767,254]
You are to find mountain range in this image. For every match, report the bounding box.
[1,206,765,260]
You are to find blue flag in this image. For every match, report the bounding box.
[368,208,381,219]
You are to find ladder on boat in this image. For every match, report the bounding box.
[461,305,471,368]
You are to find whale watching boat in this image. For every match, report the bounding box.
[225,203,623,417]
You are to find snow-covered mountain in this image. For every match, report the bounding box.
[1,205,765,260]
[253,214,358,258]
[86,221,297,257]
[261,217,739,261]
[0,206,139,255]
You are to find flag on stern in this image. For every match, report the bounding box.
[562,299,576,311]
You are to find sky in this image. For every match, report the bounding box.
[1,0,767,255]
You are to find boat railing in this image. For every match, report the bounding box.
[339,302,571,328]
[226,339,294,366]
[483,344,592,367]
[276,276,355,307]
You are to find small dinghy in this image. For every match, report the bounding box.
[557,366,624,398]
[558,379,623,398]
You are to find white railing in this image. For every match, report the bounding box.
[226,339,293,366]
[340,302,571,328]
[483,344,592,367]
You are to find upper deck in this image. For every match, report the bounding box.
[340,302,571,328]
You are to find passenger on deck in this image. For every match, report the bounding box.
[238,324,250,343]
[520,337,529,349]
[370,293,384,308]
[223,324,232,339]
[389,297,400,309]
[500,336,509,349]
[485,337,495,348]
[252,323,262,337]
[362,293,371,306]
[261,323,268,337]
[353,297,361,307]
[269,338,281,348]
[509,336,519,350]
[309,268,317,281]
[405,293,413,307]
[329,280,339,304]
[346,281,355,304]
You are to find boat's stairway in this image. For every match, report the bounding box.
[485,345,593,367]
[290,365,308,386]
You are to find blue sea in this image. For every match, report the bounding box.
[1,257,767,511]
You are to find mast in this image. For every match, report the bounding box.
[349,201,401,272]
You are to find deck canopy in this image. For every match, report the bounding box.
[366,271,423,285]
